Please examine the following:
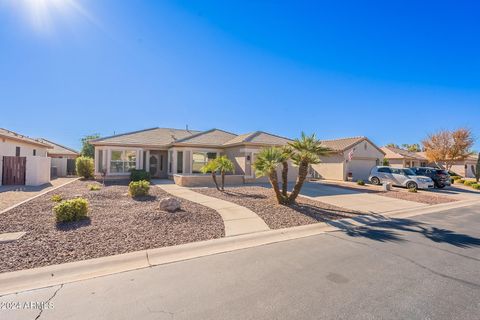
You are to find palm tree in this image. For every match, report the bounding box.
[200,160,220,191]
[280,145,293,197]
[253,147,288,204]
[216,156,235,191]
[286,133,331,204]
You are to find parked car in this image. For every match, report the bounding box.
[369,166,434,190]
[410,167,451,188]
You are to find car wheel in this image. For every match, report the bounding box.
[437,184,445,189]
[406,181,418,190]
[371,177,380,185]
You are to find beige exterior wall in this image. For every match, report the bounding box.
[0,138,50,186]
[173,174,244,187]
[451,162,476,178]
[25,156,51,186]
[311,153,345,180]
[51,158,68,177]
[388,159,405,168]
[224,146,246,175]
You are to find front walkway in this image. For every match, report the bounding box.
[153,180,270,236]
[299,182,429,214]
[0,177,79,212]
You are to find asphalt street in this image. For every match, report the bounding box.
[1,204,480,320]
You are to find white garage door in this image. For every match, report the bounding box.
[348,159,377,181]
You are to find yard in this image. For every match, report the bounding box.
[0,180,224,273]
[194,186,363,229]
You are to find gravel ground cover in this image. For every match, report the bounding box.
[194,186,363,229]
[0,180,224,273]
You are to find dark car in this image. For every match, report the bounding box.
[410,167,451,188]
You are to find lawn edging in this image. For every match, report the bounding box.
[0,178,80,215]
[1,197,478,296]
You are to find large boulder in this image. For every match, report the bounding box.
[159,197,181,212]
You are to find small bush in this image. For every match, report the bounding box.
[51,194,63,202]
[76,156,94,179]
[130,169,151,182]
[408,188,417,193]
[464,180,475,186]
[457,179,465,184]
[471,184,480,190]
[129,180,150,197]
[452,176,462,181]
[54,198,89,223]
[356,180,365,186]
[88,184,101,191]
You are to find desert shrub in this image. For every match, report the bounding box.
[408,188,417,193]
[88,184,101,191]
[76,156,94,179]
[464,180,475,186]
[54,198,89,223]
[51,194,63,202]
[129,180,150,197]
[130,169,151,182]
[457,179,465,184]
[452,175,462,181]
[471,184,480,190]
[356,180,365,186]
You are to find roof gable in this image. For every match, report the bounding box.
[320,136,385,155]
[223,131,292,146]
[38,138,79,156]
[382,146,426,160]
[173,129,238,146]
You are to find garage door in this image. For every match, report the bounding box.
[348,159,377,181]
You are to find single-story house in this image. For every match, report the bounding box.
[38,138,80,177]
[415,151,478,179]
[311,137,385,181]
[381,146,429,168]
[0,128,52,186]
[90,128,298,187]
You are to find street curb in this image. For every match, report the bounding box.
[0,178,80,215]
[0,198,478,296]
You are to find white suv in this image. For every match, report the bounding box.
[369,166,434,190]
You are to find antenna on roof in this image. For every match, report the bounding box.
[186,124,189,131]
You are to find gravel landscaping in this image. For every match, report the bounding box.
[0,180,224,273]
[194,186,363,229]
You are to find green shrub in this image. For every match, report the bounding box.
[76,156,94,179]
[51,194,63,202]
[130,169,151,182]
[464,180,475,186]
[129,180,150,197]
[472,184,480,190]
[88,184,101,191]
[408,188,417,193]
[356,180,365,186]
[457,179,465,184]
[54,198,89,223]
[452,176,462,181]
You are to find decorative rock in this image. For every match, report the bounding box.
[159,197,181,212]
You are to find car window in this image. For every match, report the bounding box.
[402,168,415,175]
[377,167,391,173]
[390,168,401,174]
[435,170,448,175]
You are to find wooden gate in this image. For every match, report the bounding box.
[2,156,26,185]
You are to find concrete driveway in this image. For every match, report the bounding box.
[298,182,429,214]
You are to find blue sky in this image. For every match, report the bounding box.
[1,0,479,150]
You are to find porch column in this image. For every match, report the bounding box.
[145,150,150,172]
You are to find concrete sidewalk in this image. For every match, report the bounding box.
[154,180,270,236]
[298,182,429,214]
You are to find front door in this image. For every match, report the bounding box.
[149,152,168,178]
[149,155,159,177]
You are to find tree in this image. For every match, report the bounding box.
[422,128,475,170]
[81,134,100,158]
[76,156,94,179]
[287,133,331,204]
[253,147,287,204]
[280,146,293,197]
[200,156,235,191]
[401,143,422,152]
[382,158,390,166]
[386,143,399,148]
[475,152,480,183]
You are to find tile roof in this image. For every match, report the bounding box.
[382,146,427,160]
[173,129,238,146]
[320,137,366,152]
[415,151,479,162]
[90,127,201,147]
[223,131,292,146]
[38,138,79,156]
[0,128,51,148]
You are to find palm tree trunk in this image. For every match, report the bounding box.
[281,160,289,197]
[287,161,308,204]
[211,172,220,191]
[221,171,225,191]
[269,170,286,204]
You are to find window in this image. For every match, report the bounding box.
[378,167,391,173]
[110,150,136,173]
[192,152,217,173]
[98,150,104,172]
[177,151,183,174]
[33,149,36,156]
[15,147,20,156]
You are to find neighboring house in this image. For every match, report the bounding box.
[0,128,52,186]
[415,151,478,178]
[90,128,297,187]
[311,137,385,181]
[381,146,429,168]
[38,138,80,177]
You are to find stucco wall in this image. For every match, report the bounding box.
[173,174,244,187]
[311,153,345,180]
[25,156,51,186]
[224,146,246,175]
[51,158,68,177]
